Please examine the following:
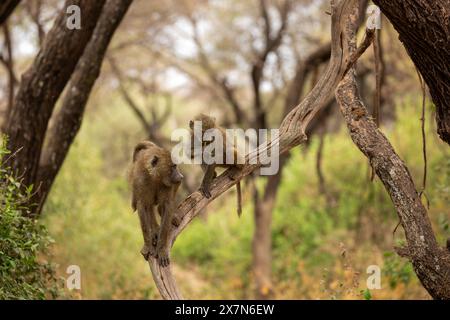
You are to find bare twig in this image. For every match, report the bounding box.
[415,68,430,209]
[335,25,450,300]
[146,0,362,300]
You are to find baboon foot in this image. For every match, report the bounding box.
[140,244,151,260]
[200,185,212,198]
[172,215,181,227]
[157,247,170,267]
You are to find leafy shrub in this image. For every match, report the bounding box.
[0,138,61,299]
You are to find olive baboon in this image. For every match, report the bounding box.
[189,114,243,216]
[129,141,183,267]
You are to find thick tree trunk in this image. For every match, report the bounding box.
[373,0,450,145]
[35,0,133,215]
[252,157,288,299]
[0,0,20,25]
[1,23,16,124]
[4,0,106,195]
[252,191,273,299]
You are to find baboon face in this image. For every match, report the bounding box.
[132,140,183,187]
[190,114,216,131]
[148,148,183,187]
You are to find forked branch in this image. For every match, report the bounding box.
[146,0,362,300]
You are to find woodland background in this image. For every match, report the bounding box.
[0,0,448,299]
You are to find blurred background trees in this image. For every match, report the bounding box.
[0,0,448,299]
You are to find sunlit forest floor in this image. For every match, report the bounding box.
[42,96,449,299]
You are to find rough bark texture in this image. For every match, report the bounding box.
[373,0,450,145]
[35,0,133,215]
[0,0,20,25]
[146,0,360,299]
[336,44,450,299]
[4,0,106,195]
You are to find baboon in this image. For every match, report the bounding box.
[189,114,243,216]
[129,141,183,267]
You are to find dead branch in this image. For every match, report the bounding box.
[145,0,362,300]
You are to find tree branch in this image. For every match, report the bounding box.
[5,0,107,193]
[145,0,361,300]
[35,0,133,216]
[335,27,450,299]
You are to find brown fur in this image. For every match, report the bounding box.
[189,114,243,217]
[129,141,183,267]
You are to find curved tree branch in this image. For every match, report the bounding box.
[145,0,362,300]
[335,31,450,299]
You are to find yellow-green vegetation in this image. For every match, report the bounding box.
[0,138,61,299]
[42,98,449,299]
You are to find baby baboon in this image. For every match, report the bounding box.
[189,114,243,216]
[129,141,183,267]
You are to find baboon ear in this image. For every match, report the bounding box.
[151,155,159,167]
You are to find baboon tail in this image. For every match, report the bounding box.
[236,181,242,218]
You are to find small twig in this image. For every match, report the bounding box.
[372,29,382,127]
[393,219,401,236]
[342,28,376,77]
[416,68,428,208]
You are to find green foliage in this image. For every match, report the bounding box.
[363,289,372,300]
[0,138,61,299]
[383,251,414,289]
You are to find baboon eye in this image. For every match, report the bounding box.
[151,156,159,167]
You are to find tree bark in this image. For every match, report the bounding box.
[335,38,450,299]
[36,0,133,215]
[373,0,450,145]
[0,0,20,25]
[4,0,106,195]
[1,23,16,125]
[252,156,289,298]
